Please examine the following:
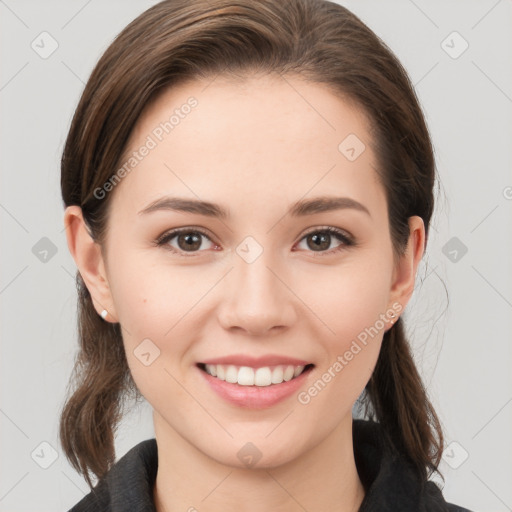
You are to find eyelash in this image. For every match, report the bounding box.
[154,226,356,258]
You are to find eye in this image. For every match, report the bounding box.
[294,226,355,256]
[154,226,355,257]
[155,228,218,257]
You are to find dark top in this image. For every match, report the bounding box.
[68,419,473,511]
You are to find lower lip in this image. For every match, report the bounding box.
[198,365,313,409]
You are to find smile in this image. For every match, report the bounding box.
[196,354,315,408]
[198,363,314,386]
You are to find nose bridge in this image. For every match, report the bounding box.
[218,236,295,334]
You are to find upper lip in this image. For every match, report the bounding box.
[200,354,312,367]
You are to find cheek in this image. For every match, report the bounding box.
[108,253,197,335]
[299,256,392,338]
[108,259,214,386]
[112,266,198,406]
[298,256,390,394]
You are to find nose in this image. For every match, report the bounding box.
[217,249,297,337]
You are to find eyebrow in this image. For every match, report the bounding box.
[138,195,371,219]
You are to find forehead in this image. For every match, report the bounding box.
[129,72,372,150]
[109,73,383,221]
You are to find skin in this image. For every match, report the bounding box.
[64,73,425,512]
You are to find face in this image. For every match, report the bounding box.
[69,73,422,469]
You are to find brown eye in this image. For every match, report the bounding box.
[296,227,354,255]
[176,232,203,251]
[306,232,331,251]
[156,228,216,256]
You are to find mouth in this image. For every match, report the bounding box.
[196,362,315,387]
[196,354,316,409]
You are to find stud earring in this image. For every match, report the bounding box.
[100,309,108,320]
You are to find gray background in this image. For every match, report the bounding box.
[1,0,511,510]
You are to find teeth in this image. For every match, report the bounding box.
[225,365,238,384]
[216,364,225,380]
[254,367,272,386]
[271,365,284,384]
[206,364,217,377]
[283,365,294,381]
[203,364,307,386]
[293,366,304,377]
[238,366,255,386]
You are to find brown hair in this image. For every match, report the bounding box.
[60,0,444,490]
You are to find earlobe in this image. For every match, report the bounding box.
[387,216,425,318]
[63,206,118,322]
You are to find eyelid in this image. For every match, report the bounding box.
[154,226,214,245]
[300,225,354,243]
[294,225,355,255]
[154,226,218,257]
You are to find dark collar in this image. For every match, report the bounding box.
[353,419,461,511]
[69,419,471,512]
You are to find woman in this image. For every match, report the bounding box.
[60,0,473,510]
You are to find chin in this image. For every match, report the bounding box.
[207,435,309,471]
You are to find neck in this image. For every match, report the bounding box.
[153,413,365,512]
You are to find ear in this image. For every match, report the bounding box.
[63,205,118,322]
[387,215,425,317]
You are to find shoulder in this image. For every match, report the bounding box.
[353,419,475,512]
[425,481,476,512]
[67,438,158,512]
[445,500,474,512]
